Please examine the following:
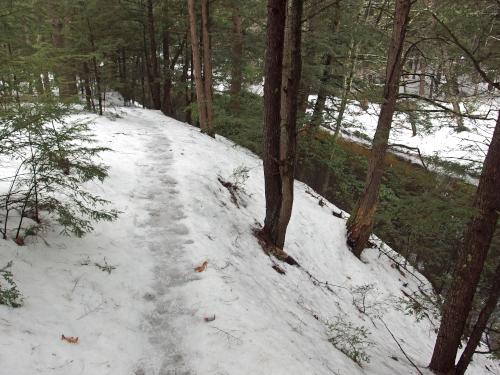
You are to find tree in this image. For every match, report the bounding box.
[346,0,412,258]
[455,258,500,375]
[429,111,500,375]
[229,1,243,114]
[261,0,303,250]
[187,0,214,136]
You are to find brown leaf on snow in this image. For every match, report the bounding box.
[61,334,79,344]
[194,261,208,273]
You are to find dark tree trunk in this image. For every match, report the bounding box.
[49,8,77,98]
[201,0,215,135]
[276,0,303,249]
[346,0,411,258]
[162,22,173,116]
[310,54,332,129]
[146,0,161,109]
[429,111,500,374]
[455,260,500,375]
[187,0,209,132]
[229,1,243,114]
[261,0,287,246]
[87,19,103,115]
[82,62,94,111]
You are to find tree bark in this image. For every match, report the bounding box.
[310,54,332,129]
[276,0,303,249]
[261,0,287,245]
[334,40,359,140]
[187,0,208,132]
[229,1,243,114]
[161,3,173,116]
[346,0,412,258]
[49,4,77,99]
[146,0,161,109]
[201,0,215,135]
[87,18,102,115]
[455,259,500,375]
[82,62,94,111]
[429,111,500,374]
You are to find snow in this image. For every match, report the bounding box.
[1,106,499,375]
[310,96,497,173]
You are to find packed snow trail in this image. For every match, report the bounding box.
[126,108,194,374]
[1,106,499,375]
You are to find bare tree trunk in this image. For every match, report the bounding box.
[87,19,102,115]
[229,1,243,114]
[187,0,209,132]
[49,3,77,99]
[310,54,332,129]
[346,0,411,258]
[334,40,359,140]
[455,259,500,375]
[161,3,173,116]
[201,0,215,135]
[429,111,500,374]
[419,60,427,96]
[146,0,161,109]
[82,62,94,111]
[276,0,303,249]
[261,0,287,245]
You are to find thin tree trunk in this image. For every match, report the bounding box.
[87,19,102,115]
[455,260,500,375]
[161,1,173,116]
[276,0,303,249]
[82,61,94,111]
[310,54,332,129]
[429,111,500,374]
[310,0,340,131]
[201,0,215,135]
[261,0,287,245]
[48,1,77,99]
[229,1,243,114]
[346,0,412,258]
[334,41,359,139]
[146,0,161,109]
[187,0,209,132]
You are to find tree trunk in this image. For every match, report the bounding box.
[346,0,411,258]
[310,54,332,129]
[334,40,359,140]
[146,0,161,109]
[49,7,77,99]
[161,7,173,116]
[455,259,500,375]
[87,19,102,115]
[201,0,215,135]
[261,0,287,246]
[82,62,94,111]
[187,0,209,132]
[229,1,243,114]
[276,0,303,249]
[429,111,500,374]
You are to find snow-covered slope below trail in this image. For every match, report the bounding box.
[0,107,498,375]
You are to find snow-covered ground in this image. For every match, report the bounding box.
[1,107,499,375]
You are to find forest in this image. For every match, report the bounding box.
[0,0,499,374]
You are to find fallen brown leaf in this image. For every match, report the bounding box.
[61,334,79,344]
[194,260,208,273]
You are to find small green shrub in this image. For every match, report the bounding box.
[0,261,23,308]
[328,314,373,366]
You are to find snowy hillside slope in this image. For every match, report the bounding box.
[0,107,499,375]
